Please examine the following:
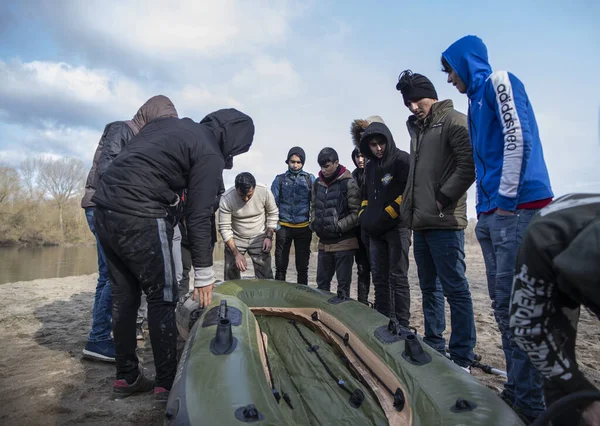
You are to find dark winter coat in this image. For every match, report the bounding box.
[81,122,134,208]
[359,123,410,237]
[400,100,475,231]
[92,109,254,269]
[81,95,178,209]
[310,168,360,244]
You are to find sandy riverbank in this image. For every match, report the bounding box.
[1,245,598,425]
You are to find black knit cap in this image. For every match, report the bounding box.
[396,70,438,103]
[285,146,306,165]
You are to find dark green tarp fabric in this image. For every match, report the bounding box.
[256,315,388,426]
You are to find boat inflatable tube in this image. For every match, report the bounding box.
[169,279,524,425]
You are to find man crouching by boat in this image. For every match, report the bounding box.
[91,108,255,406]
[509,194,600,426]
[219,172,279,280]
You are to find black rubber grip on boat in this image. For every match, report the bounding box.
[234,404,265,422]
[209,318,238,355]
[450,398,477,413]
[401,334,432,366]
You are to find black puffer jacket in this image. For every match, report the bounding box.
[310,167,360,244]
[92,109,254,268]
[359,122,410,237]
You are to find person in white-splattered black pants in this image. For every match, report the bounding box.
[509,193,600,426]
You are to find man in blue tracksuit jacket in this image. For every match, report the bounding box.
[442,35,553,423]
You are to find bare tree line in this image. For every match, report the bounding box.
[0,156,90,246]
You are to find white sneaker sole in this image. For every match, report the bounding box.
[82,349,116,362]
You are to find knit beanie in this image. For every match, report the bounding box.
[396,70,438,103]
[285,146,306,165]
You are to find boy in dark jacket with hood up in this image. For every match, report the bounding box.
[311,147,360,298]
[350,116,383,304]
[80,95,178,362]
[359,122,411,327]
[271,147,316,284]
[92,108,254,404]
[396,70,476,372]
[509,193,600,426]
[442,35,553,422]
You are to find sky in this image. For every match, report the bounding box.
[1,0,599,218]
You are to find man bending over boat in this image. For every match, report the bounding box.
[219,172,279,280]
[80,95,178,361]
[92,108,254,406]
[509,193,600,426]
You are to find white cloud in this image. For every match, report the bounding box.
[62,0,307,59]
[0,59,147,127]
[231,56,302,99]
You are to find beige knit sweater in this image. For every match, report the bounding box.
[218,184,279,242]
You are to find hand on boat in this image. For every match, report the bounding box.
[193,283,215,308]
[583,401,600,426]
[235,253,247,272]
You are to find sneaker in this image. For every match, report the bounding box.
[153,387,170,408]
[136,323,144,340]
[112,372,154,400]
[82,341,116,362]
[453,360,471,374]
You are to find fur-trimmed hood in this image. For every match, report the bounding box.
[350,115,385,147]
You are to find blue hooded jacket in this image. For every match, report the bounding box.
[442,36,553,214]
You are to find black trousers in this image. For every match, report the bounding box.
[369,226,411,327]
[355,227,371,304]
[94,208,178,389]
[274,226,312,284]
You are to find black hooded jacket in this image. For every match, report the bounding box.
[92,108,254,269]
[359,122,410,236]
[351,147,366,191]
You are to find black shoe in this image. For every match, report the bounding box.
[512,405,537,425]
[112,372,154,400]
[499,390,515,407]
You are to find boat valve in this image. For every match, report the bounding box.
[210,300,238,355]
[402,334,432,366]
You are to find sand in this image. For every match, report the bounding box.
[1,244,599,425]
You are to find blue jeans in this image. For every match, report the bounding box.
[85,207,112,343]
[414,229,476,368]
[476,209,545,417]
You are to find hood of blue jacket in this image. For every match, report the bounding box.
[442,35,492,98]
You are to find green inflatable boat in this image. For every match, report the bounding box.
[168,279,523,425]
